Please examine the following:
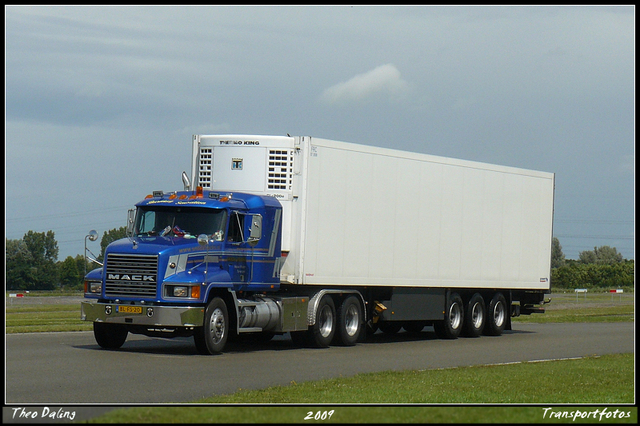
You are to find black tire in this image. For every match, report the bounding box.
[289,331,308,346]
[93,322,128,349]
[484,292,507,336]
[335,295,362,346]
[434,292,464,339]
[379,321,402,334]
[403,321,428,333]
[309,295,336,348]
[462,293,486,337]
[194,297,229,354]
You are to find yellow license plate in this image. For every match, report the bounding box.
[117,305,143,314]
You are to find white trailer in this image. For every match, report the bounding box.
[191,134,554,344]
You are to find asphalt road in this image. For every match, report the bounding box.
[5,322,634,404]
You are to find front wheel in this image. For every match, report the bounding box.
[194,297,229,355]
[93,322,128,349]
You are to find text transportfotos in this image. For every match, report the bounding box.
[542,407,631,421]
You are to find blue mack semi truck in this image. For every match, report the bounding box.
[81,134,554,354]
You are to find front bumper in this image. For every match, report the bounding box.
[81,301,205,327]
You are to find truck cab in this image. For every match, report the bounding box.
[81,187,285,353]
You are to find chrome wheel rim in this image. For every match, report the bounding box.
[209,307,226,344]
[493,301,505,328]
[318,305,334,338]
[471,302,484,329]
[449,302,462,330]
[344,304,359,337]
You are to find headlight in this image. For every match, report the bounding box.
[84,280,102,294]
[166,285,201,299]
[173,286,189,297]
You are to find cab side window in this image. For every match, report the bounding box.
[227,212,245,243]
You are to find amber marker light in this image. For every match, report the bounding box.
[191,286,201,299]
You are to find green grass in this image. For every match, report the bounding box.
[513,292,634,324]
[6,290,83,297]
[5,303,92,333]
[88,354,635,424]
[513,304,635,323]
[199,353,634,404]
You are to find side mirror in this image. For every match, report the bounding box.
[247,214,262,246]
[126,209,135,237]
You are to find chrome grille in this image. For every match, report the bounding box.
[105,254,158,298]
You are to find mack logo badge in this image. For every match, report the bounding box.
[108,274,155,281]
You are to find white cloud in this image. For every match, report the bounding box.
[320,64,410,105]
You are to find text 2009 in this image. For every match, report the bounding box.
[304,410,335,421]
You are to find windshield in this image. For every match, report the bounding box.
[135,206,227,240]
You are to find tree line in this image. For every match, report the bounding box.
[5,228,126,291]
[551,238,634,290]
[4,231,634,291]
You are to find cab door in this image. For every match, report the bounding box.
[224,211,249,283]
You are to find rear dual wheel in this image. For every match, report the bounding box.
[309,295,336,347]
[299,294,363,348]
[335,295,362,346]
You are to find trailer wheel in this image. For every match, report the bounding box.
[194,297,229,354]
[93,322,128,349]
[335,295,362,346]
[434,292,464,339]
[309,295,336,348]
[484,292,507,336]
[462,293,485,337]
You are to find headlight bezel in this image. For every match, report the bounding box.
[84,280,102,295]
[164,284,201,299]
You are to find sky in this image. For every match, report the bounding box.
[5,5,635,262]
